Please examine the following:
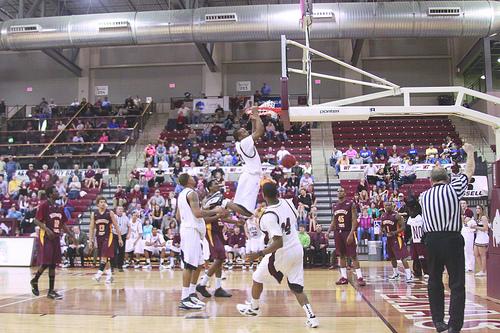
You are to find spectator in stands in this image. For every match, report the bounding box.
[358,206,374,242]
[178,102,190,123]
[6,205,22,222]
[425,143,438,163]
[375,143,388,162]
[261,83,271,96]
[5,156,17,182]
[0,99,5,116]
[298,225,311,267]
[375,167,386,190]
[352,154,364,165]
[291,161,304,179]
[263,147,276,165]
[335,154,350,174]
[133,96,142,108]
[226,226,246,269]
[224,113,235,130]
[18,194,28,213]
[359,146,373,164]
[144,143,156,161]
[345,144,357,163]
[68,176,81,199]
[214,104,224,122]
[408,143,418,162]
[113,185,128,208]
[276,146,290,165]
[303,162,312,175]
[108,118,119,129]
[270,165,284,183]
[330,147,343,167]
[0,156,5,177]
[154,143,167,167]
[309,224,328,267]
[388,152,402,165]
[400,159,417,185]
[450,143,464,162]
[265,121,276,141]
[0,221,9,235]
[98,131,109,143]
[102,96,112,113]
[210,123,225,142]
[84,165,96,189]
[287,173,300,195]
[7,175,21,198]
[300,173,314,191]
[390,144,399,156]
[298,188,314,213]
[445,136,454,149]
[389,165,401,191]
[364,162,378,185]
[66,226,87,268]
[139,175,150,197]
[192,105,201,124]
[72,132,84,143]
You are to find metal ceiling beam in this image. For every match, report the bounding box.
[125,0,136,11]
[18,0,24,18]
[26,0,43,17]
[96,0,110,12]
[0,0,9,9]
[456,38,482,74]
[0,8,13,20]
[42,48,83,77]
[350,39,364,66]
[195,42,218,72]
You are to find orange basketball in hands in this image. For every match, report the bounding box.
[282,154,297,169]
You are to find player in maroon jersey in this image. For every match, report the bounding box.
[196,179,249,298]
[381,201,413,282]
[30,186,77,300]
[328,187,366,286]
[89,196,123,284]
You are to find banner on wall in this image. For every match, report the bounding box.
[95,85,109,96]
[236,81,252,92]
[464,175,488,198]
[193,97,230,114]
[340,163,466,172]
[14,169,109,180]
[0,237,35,267]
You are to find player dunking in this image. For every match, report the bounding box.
[30,186,77,300]
[329,187,366,286]
[382,201,413,282]
[237,182,319,328]
[89,196,123,283]
[177,173,226,310]
[233,106,265,216]
[197,179,250,298]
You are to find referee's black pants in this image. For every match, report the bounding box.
[425,232,465,331]
[112,234,127,269]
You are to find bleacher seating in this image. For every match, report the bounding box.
[340,178,431,198]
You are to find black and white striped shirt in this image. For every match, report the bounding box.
[420,174,468,233]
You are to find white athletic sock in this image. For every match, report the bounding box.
[189,283,196,295]
[96,270,103,277]
[105,269,112,276]
[355,268,363,278]
[200,274,210,287]
[405,268,412,279]
[181,287,190,300]
[303,304,316,319]
[147,259,151,264]
[393,268,399,275]
[215,277,222,289]
[340,267,347,279]
[169,257,175,266]
[160,259,164,265]
[251,298,260,310]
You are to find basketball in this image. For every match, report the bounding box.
[282,154,296,168]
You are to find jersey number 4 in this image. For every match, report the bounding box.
[281,218,291,235]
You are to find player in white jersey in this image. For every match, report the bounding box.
[176,173,227,310]
[233,106,265,216]
[143,227,167,270]
[124,211,143,269]
[406,200,428,279]
[237,182,319,328]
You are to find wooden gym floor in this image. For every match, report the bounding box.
[0,262,499,332]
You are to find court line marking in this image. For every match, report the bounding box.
[349,279,399,333]
[0,288,77,309]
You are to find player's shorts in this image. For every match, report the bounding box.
[202,237,210,261]
[207,233,226,261]
[37,235,62,265]
[335,230,357,258]
[247,237,265,253]
[234,172,261,213]
[387,236,409,260]
[125,237,144,254]
[166,241,180,254]
[145,247,163,256]
[410,243,427,260]
[253,245,304,287]
[96,235,115,258]
[225,245,246,257]
[180,227,204,270]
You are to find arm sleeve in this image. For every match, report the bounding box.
[260,213,283,239]
[450,174,468,199]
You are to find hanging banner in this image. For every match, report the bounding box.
[95,85,109,96]
[464,175,488,198]
[193,97,229,114]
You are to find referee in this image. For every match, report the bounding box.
[420,143,475,333]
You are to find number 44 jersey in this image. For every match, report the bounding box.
[259,198,301,251]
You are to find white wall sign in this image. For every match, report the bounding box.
[0,237,35,267]
[193,97,229,114]
[95,85,109,96]
[236,81,252,92]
